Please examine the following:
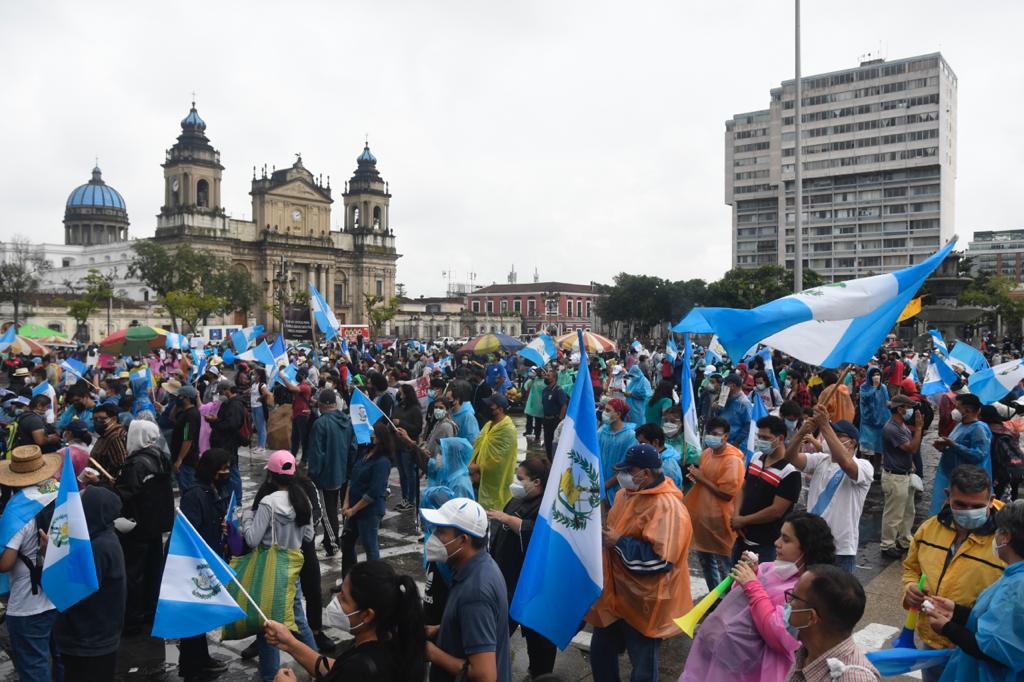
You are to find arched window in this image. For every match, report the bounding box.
[373,206,382,229]
[197,179,210,208]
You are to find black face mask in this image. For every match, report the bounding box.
[94,421,108,436]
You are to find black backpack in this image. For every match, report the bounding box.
[992,432,1024,485]
[128,450,175,537]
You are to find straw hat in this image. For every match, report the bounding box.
[12,368,29,378]
[162,379,183,396]
[0,445,62,488]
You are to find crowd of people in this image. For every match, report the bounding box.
[0,332,1021,682]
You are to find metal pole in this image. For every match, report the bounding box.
[793,0,804,292]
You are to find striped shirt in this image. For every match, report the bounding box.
[785,637,880,681]
[737,451,801,546]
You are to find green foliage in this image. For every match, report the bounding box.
[0,237,52,325]
[364,293,400,337]
[706,266,824,309]
[959,272,1022,326]
[56,268,114,333]
[207,265,261,318]
[160,290,229,334]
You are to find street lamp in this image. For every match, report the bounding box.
[274,256,293,332]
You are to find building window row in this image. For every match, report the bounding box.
[799,146,938,171]
[797,58,939,92]
[733,141,770,154]
[784,128,939,156]
[734,127,769,140]
[782,93,940,125]
[784,76,937,108]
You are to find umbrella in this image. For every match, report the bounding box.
[555,331,617,353]
[18,323,68,339]
[99,326,170,355]
[458,333,525,355]
[7,336,51,356]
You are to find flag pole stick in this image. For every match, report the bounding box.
[228,571,269,624]
[87,457,116,482]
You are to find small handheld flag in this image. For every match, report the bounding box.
[41,451,98,611]
[744,392,770,465]
[350,388,387,444]
[31,380,51,398]
[968,358,1024,405]
[948,341,989,375]
[224,492,243,557]
[0,326,16,353]
[674,575,733,637]
[0,481,59,595]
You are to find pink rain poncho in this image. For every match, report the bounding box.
[678,562,800,682]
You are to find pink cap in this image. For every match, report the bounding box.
[266,450,296,476]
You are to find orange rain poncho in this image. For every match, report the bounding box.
[587,476,693,639]
[684,443,746,556]
[823,383,855,423]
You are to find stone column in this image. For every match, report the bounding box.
[325,267,334,307]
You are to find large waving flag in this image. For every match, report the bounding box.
[0,480,59,595]
[41,451,98,611]
[151,509,245,638]
[518,333,558,367]
[948,341,989,376]
[165,332,188,350]
[230,330,249,355]
[0,326,16,353]
[350,388,386,444]
[673,239,956,368]
[129,367,153,397]
[680,334,700,459]
[309,284,340,341]
[744,392,770,465]
[921,352,959,397]
[928,329,948,358]
[967,358,1024,405]
[665,336,679,364]
[511,330,603,649]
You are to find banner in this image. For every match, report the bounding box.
[283,305,312,342]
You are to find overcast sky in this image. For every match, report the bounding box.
[1,1,1021,296]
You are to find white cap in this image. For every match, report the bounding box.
[207,365,220,376]
[420,498,488,538]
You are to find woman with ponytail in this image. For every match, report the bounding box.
[264,560,427,682]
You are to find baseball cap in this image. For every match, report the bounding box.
[318,388,337,405]
[420,498,488,538]
[266,450,296,475]
[723,372,742,386]
[207,365,220,376]
[831,420,859,442]
[483,394,508,410]
[177,385,198,401]
[613,443,662,471]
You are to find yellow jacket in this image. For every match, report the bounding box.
[469,415,517,511]
[902,503,1006,650]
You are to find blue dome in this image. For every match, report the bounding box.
[66,166,126,210]
[181,102,206,128]
[357,143,376,164]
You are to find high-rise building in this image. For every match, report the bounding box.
[966,230,1024,284]
[725,53,957,281]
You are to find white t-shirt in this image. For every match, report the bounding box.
[803,452,874,557]
[6,521,56,616]
[251,382,267,409]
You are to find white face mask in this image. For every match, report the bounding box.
[324,598,364,632]
[756,382,766,391]
[434,408,447,420]
[773,559,801,580]
[663,423,680,438]
[616,471,639,491]
[950,408,963,423]
[425,533,462,564]
[509,481,528,499]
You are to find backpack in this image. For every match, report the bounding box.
[239,406,253,443]
[992,432,1024,485]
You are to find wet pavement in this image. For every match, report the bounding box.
[0,417,945,681]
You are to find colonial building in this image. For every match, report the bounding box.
[392,296,522,340]
[153,103,400,329]
[465,282,600,335]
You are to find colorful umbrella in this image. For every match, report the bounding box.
[7,336,52,356]
[17,323,68,339]
[99,326,170,355]
[458,333,525,356]
[555,331,617,353]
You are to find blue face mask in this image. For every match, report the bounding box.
[952,506,989,530]
[755,438,774,453]
[783,602,812,639]
[704,434,723,450]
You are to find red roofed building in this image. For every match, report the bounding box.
[465,282,601,335]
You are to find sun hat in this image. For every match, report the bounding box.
[0,445,62,488]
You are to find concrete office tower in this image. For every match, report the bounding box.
[725,53,957,281]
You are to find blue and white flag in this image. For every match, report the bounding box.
[510,330,603,649]
[151,509,245,638]
[928,330,948,358]
[41,451,98,612]
[0,479,60,595]
[909,362,919,383]
[129,367,153,397]
[866,647,953,677]
[921,352,959,397]
[309,284,340,341]
[230,330,249,355]
[350,388,386,444]
[948,341,989,376]
[31,380,51,398]
[967,358,1024,405]
[680,334,700,458]
[0,326,16,354]
[60,357,88,381]
[270,334,288,368]
[756,347,780,391]
[665,336,679,364]
[244,340,276,367]
[673,240,956,368]
[744,392,770,465]
[518,333,558,368]
[165,333,188,350]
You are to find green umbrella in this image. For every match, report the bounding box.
[18,323,68,339]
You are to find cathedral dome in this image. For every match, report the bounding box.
[357,143,376,164]
[66,166,126,210]
[181,102,206,130]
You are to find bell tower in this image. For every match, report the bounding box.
[160,102,224,216]
[342,142,390,233]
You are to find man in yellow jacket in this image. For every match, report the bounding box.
[901,464,1005,682]
[469,394,518,512]
[587,443,693,682]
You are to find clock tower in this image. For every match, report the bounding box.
[160,102,224,216]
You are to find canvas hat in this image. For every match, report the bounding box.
[162,379,183,396]
[420,498,488,538]
[889,395,917,409]
[12,368,29,378]
[207,365,220,376]
[0,445,62,488]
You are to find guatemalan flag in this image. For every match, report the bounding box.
[0,326,16,354]
[673,239,956,368]
[31,380,51,398]
[60,357,88,383]
[921,352,959,397]
[948,341,989,376]
[0,479,60,595]
[928,329,948,358]
[967,358,1024,405]
[511,330,603,649]
[41,451,98,611]
[309,284,340,341]
[350,388,386,444]
[518,333,558,368]
[756,347,781,391]
[165,332,188,350]
[680,334,700,459]
[151,509,245,638]
[744,392,770,465]
[665,336,679,364]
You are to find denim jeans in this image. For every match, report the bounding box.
[291,414,310,459]
[731,539,777,565]
[227,462,243,507]
[253,404,267,449]
[340,513,382,576]
[396,448,418,502]
[176,463,196,495]
[256,580,317,682]
[696,551,732,592]
[8,609,62,682]
[590,619,661,682]
[835,554,857,572]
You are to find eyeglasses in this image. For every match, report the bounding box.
[783,589,811,606]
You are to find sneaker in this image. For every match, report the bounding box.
[881,546,904,560]
[202,658,229,674]
[395,500,413,512]
[240,640,259,660]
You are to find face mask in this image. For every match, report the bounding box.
[428,389,436,399]
[425,534,463,564]
[663,423,680,438]
[98,389,107,399]
[324,381,334,389]
[783,603,813,638]
[785,419,798,431]
[324,598,364,632]
[601,412,613,425]
[94,421,108,435]
[756,382,766,391]
[704,434,723,450]
[509,482,527,499]
[755,438,774,453]
[784,380,792,389]
[616,471,639,491]
[903,408,914,421]
[952,506,989,530]
[433,408,447,420]
[773,557,802,579]
[950,408,962,423]
[993,535,1008,560]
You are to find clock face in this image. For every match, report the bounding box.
[292,209,302,221]
[171,179,179,192]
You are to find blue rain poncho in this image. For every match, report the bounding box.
[624,365,652,425]
[427,437,476,501]
[598,422,638,503]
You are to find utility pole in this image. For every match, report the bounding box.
[793,0,804,293]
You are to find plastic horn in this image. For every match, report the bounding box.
[892,573,927,649]
[674,575,733,637]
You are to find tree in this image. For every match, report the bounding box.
[596,274,708,337]
[128,241,218,331]
[364,293,400,338]
[705,266,824,309]
[208,265,261,320]
[959,272,1020,329]
[56,268,113,341]
[0,237,52,325]
[160,290,229,334]
[395,283,407,299]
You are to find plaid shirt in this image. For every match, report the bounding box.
[785,636,880,682]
